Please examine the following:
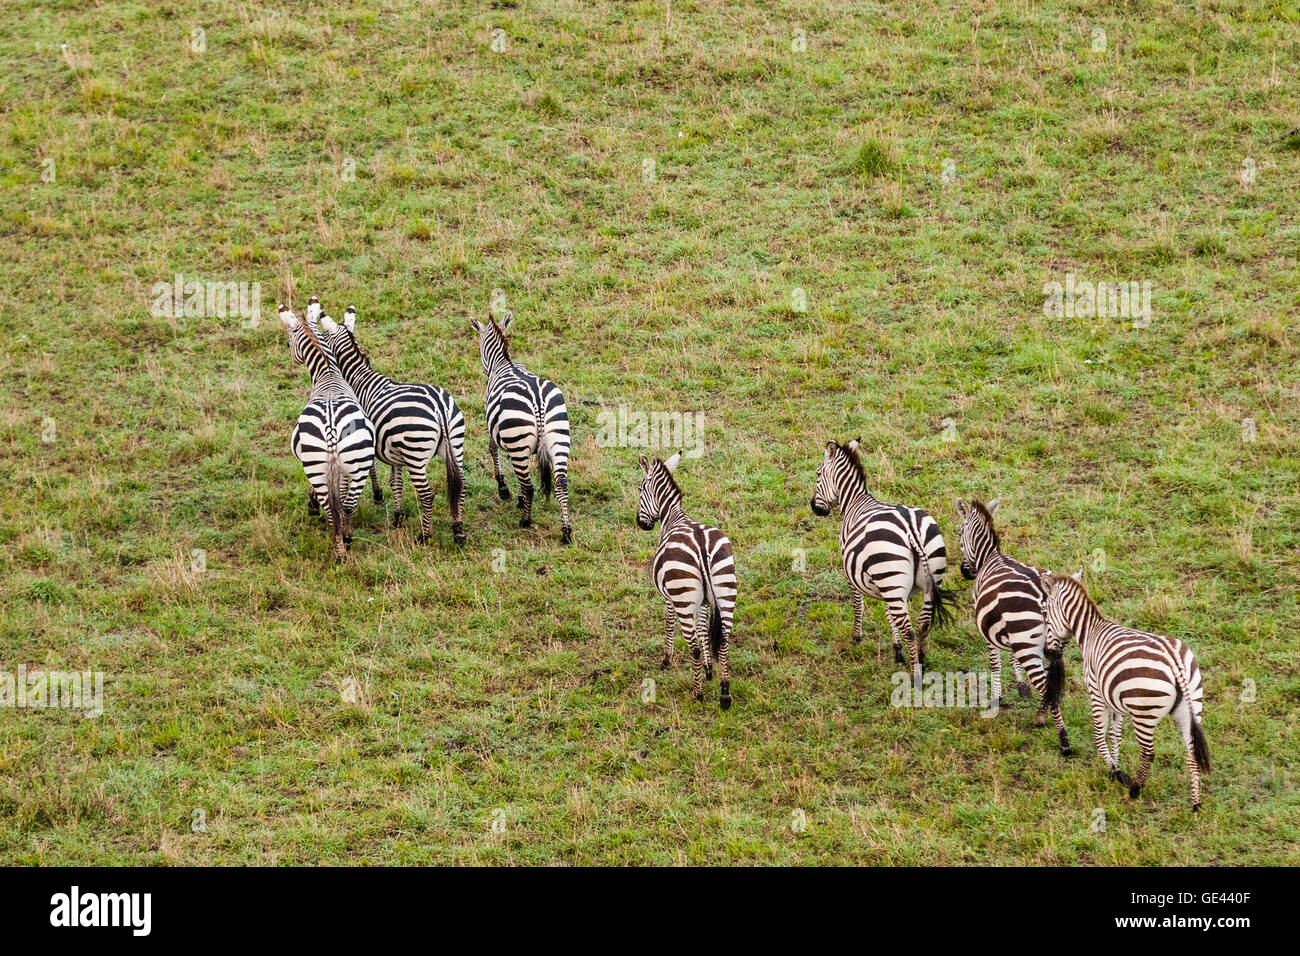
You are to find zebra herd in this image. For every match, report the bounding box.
[276,302,1210,810]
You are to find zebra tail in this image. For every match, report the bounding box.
[1173,665,1211,773]
[1191,719,1211,773]
[900,514,954,630]
[325,451,345,543]
[708,600,723,662]
[1043,649,1066,708]
[538,446,553,498]
[441,438,464,509]
[930,579,957,630]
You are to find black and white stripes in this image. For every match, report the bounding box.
[319,307,468,545]
[1042,571,1210,809]
[278,303,376,561]
[811,439,953,670]
[471,311,573,544]
[956,496,1071,756]
[637,452,737,708]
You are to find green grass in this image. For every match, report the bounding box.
[1,0,1297,865]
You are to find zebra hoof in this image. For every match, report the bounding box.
[893,646,906,664]
[1110,769,1133,788]
[659,656,672,670]
[1059,744,1073,758]
[519,517,532,529]
[1192,802,1200,813]
[720,695,732,711]
[453,525,466,546]
[704,665,714,681]
[372,490,384,505]
[561,527,572,545]
[1128,784,1142,799]
[497,484,511,501]
[693,691,705,703]
[416,532,429,545]
[1017,682,1033,700]
[391,514,403,528]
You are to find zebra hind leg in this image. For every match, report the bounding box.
[307,488,321,516]
[660,599,676,670]
[370,463,383,504]
[409,466,437,545]
[1011,657,1033,700]
[678,607,704,702]
[885,601,921,672]
[556,472,572,545]
[717,612,734,710]
[1128,720,1156,799]
[389,466,405,528]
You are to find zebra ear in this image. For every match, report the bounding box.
[638,454,650,473]
[499,311,514,333]
[277,305,299,329]
[1071,568,1083,583]
[663,452,681,472]
[470,318,485,333]
[319,314,339,334]
[1040,571,1057,592]
[306,297,321,324]
[955,498,967,517]
[344,306,356,332]
[825,441,837,459]
[848,438,861,453]
[987,496,1001,515]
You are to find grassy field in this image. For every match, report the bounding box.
[2,0,1297,865]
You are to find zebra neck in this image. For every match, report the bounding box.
[841,482,878,512]
[338,349,389,395]
[484,354,514,381]
[1069,600,1105,648]
[971,540,1000,571]
[658,498,687,529]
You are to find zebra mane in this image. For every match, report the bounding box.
[655,459,683,500]
[837,441,868,491]
[489,318,513,362]
[341,326,372,368]
[970,498,1000,549]
[298,316,333,367]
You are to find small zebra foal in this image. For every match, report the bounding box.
[956,496,1071,756]
[637,453,738,709]
[1042,571,1210,810]
[319,307,468,545]
[811,440,954,671]
[471,311,572,544]
[279,304,376,560]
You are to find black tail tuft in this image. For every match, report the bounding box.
[443,443,464,512]
[538,449,553,499]
[709,602,723,662]
[1191,719,1210,773]
[930,582,957,631]
[1043,650,1066,708]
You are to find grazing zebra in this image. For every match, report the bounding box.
[318,307,468,546]
[278,303,376,560]
[636,453,737,709]
[1041,571,1210,810]
[810,439,953,671]
[956,496,1071,756]
[470,311,572,544]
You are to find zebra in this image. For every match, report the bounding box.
[1041,570,1210,810]
[955,496,1071,756]
[636,452,738,709]
[470,311,572,544]
[318,306,468,546]
[810,439,953,671]
[278,303,376,560]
